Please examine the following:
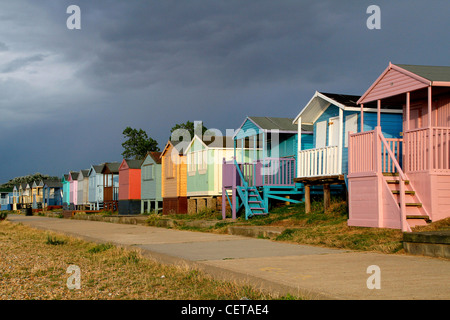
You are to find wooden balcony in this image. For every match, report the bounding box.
[297,146,340,178]
[223,157,296,188]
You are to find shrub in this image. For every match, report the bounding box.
[46,234,66,245]
[0,211,7,221]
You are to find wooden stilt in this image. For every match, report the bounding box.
[324,184,331,212]
[305,184,311,213]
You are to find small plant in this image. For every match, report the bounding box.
[121,250,141,264]
[0,211,8,221]
[46,234,66,245]
[88,243,114,253]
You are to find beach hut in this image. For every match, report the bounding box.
[102,162,120,211]
[185,135,235,214]
[140,152,162,214]
[68,171,79,210]
[292,91,403,212]
[31,180,44,209]
[12,185,19,210]
[118,159,143,215]
[18,183,27,207]
[43,180,63,207]
[77,169,90,210]
[222,116,313,219]
[0,188,13,211]
[88,164,105,210]
[23,183,33,207]
[161,140,188,215]
[61,174,70,209]
[347,63,450,231]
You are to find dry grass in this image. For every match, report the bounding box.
[0,220,292,300]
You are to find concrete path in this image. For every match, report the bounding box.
[7,215,450,300]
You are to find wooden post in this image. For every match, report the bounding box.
[377,100,381,127]
[323,184,331,212]
[305,184,311,213]
[428,86,433,171]
[297,117,302,176]
[360,104,364,132]
[338,108,343,174]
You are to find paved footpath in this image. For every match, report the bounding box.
[7,215,450,300]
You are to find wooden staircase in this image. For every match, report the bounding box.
[383,173,430,228]
[236,186,268,219]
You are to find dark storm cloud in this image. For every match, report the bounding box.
[74,0,358,91]
[0,42,8,51]
[0,54,47,73]
[0,0,449,182]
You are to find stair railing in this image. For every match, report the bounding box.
[377,127,410,232]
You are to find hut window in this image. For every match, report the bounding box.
[198,150,207,173]
[188,152,196,174]
[143,164,154,180]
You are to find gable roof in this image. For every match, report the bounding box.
[121,159,144,170]
[44,180,62,188]
[185,135,235,154]
[293,91,361,125]
[143,151,162,164]
[358,63,450,104]
[234,116,313,140]
[249,116,298,132]
[395,64,450,82]
[78,169,89,179]
[161,140,186,157]
[69,172,79,181]
[103,162,121,174]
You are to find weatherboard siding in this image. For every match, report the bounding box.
[362,67,428,103]
[141,157,162,201]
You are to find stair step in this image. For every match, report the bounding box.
[383,172,399,176]
[248,200,262,203]
[386,180,410,185]
[251,207,265,211]
[406,215,431,222]
[391,190,415,195]
[400,203,422,208]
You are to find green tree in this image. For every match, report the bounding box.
[170,121,208,142]
[121,127,159,160]
[1,173,59,189]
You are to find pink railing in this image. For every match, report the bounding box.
[404,127,450,172]
[348,130,376,174]
[348,127,410,232]
[381,138,403,174]
[404,128,428,172]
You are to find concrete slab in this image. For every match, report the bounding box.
[138,239,344,261]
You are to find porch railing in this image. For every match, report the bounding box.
[348,127,410,232]
[222,157,296,188]
[348,130,376,174]
[297,146,339,177]
[404,127,450,172]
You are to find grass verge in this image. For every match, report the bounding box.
[144,197,450,254]
[0,219,298,300]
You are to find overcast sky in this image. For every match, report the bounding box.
[0,0,449,183]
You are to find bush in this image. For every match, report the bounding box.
[0,211,8,221]
[46,234,66,245]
